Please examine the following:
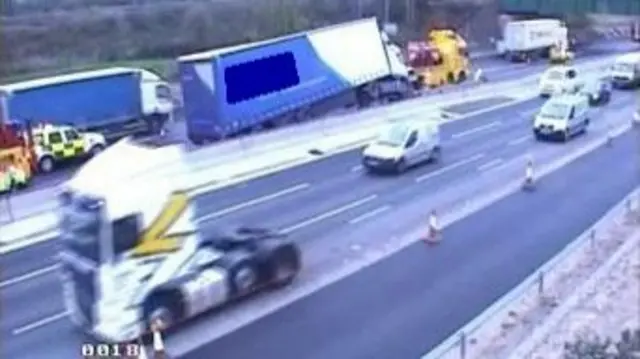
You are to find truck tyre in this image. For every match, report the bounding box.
[268,244,301,288]
[217,252,258,296]
[38,156,55,174]
[447,73,455,84]
[457,72,467,83]
[146,303,174,331]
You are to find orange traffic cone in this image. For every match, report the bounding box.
[424,210,441,245]
[151,319,167,359]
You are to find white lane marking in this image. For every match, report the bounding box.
[281,195,377,233]
[198,183,310,222]
[351,165,362,172]
[0,264,58,289]
[452,121,502,139]
[0,230,57,255]
[478,158,505,172]
[12,311,67,335]
[508,135,530,146]
[348,205,391,225]
[415,154,485,183]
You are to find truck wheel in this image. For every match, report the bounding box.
[146,305,174,332]
[231,262,257,295]
[447,73,455,84]
[457,72,467,83]
[270,245,301,287]
[38,156,55,174]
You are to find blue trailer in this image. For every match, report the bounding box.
[179,18,413,144]
[0,68,175,140]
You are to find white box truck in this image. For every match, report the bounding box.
[496,19,569,62]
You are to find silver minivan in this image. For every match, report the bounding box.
[533,94,590,142]
[362,119,441,173]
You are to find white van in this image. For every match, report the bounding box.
[362,119,441,173]
[533,94,590,141]
[538,65,583,97]
[611,53,640,89]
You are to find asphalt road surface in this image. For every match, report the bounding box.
[8,40,635,207]
[0,90,637,359]
[184,127,639,359]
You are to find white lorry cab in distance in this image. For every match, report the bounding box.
[533,94,591,142]
[57,138,301,343]
[495,19,569,62]
[538,65,583,97]
[362,117,441,174]
[610,53,640,89]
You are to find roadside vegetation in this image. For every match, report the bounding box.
[564,328,640,358]
[0,0,496,82]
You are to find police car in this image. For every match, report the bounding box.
[33,124,106,173]
[533,94,591,141]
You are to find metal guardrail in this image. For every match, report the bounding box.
[421,187,640,359]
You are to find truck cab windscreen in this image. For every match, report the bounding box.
[224,52,300,104]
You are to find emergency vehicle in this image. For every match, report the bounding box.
[405,29,470,89]
[0,122,34,193]
[57,138,301,343]
[31,123,106,173]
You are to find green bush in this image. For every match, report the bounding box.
[563,328,640,359]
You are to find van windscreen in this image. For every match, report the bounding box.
[377,124,410,147]
[540,101,570,119]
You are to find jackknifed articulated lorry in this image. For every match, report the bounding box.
[178,17,414,144]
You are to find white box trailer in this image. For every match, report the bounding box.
[496,19,567,62]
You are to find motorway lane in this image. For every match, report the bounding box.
[0,97,544,280]
[7,41,634,204]
[0,92,635,358]
[0,97,544,358]
[183,128,640,359]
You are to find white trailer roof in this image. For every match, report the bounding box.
[178,17,379,62]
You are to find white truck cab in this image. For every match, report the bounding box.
[534,94,590,141]
[58,138,300,343]
[610,53,640,89]
[58,138,197,342]
[362,118,441,173]
[539,65,583,97]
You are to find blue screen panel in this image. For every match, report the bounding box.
[225,52,300,104]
